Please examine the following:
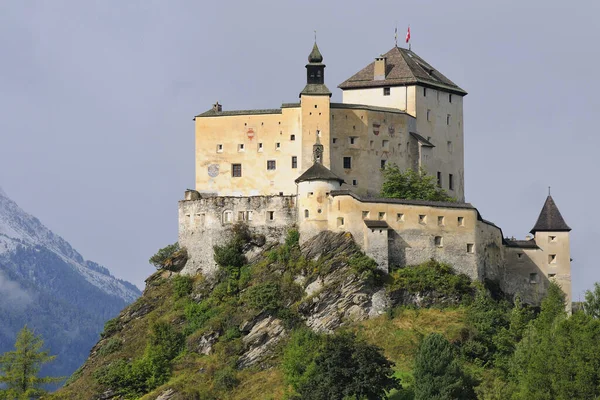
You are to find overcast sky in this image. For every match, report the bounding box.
[1,1,598,299]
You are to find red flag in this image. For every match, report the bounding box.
[405,26,411,43]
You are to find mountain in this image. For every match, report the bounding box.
[0,187,141,381]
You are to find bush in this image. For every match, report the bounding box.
[244,282,281,313]
[172,275,193,299]
[97,338,122,357]
[149,243,180,269]
[381,165,455,202]
[184,300,218,335]
[213,367,240,391]
[101,318,121,338]
[388,260,472,298]
[285,229,300,247]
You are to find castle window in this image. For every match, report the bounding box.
[549,235,557,242]
[292,156,298,169]
[247,211,253,221]
[223,211,233,224]
[304,209,309,218]
[427,109,431,121]
[217,144,223,153]
[446,114,451,125]
[449,93,453,103]
[290,134,296,141]
[447,141,453,153]
[423,87,427,96]
[378,212,386,220]
[449,174,454,190]
[370,140,374,148]
[352,179,358,186]
[548,273,556,278]
[267,211,275,221]
[419,215,427,224]
[438,216,445,226]
[467,243,474,253]
[332,138,338,144]
[397,213,404,222]
[343,157,352,169]
[549,254,557,264]
[267,160,276,170]
[458,216,464,226]
[238,144,245,152]
[349,136,357,145]
[517,253,523,259]
[238,211,246,221]
[318,209,322,213]
[258,142,263,152]
[434,236,443,247]
[383,87,391,96]
[276,142,281,150]
[232,163,242,177]
[380,160,387,169]
[529,273,538,284]
[382,140,389,150]
[337,217,345,227]
[437,172,442,187]
[362,211,369,219]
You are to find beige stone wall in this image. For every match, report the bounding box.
[324,193,487,280]
[329,107,416,197]
[414,87,465,201]
[178,194,297,277]
[194,107,302,196]
[341,85,464,201]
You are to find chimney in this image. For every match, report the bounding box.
[212,101,222,112]
[374,56,386,81]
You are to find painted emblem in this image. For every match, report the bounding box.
[247,128,255,140]
[373,123,381,136]
[207,164,219,178]
[388,125,395,137]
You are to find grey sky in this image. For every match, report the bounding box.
[0,1,598,299]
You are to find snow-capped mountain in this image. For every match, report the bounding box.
[0,187,139,302]
[0,186,141,380]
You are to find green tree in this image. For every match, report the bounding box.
[381,165,455,202]
[583,282,600,318]
[284,331,400,400]
[413,333,474,400]
[0,326,63,399]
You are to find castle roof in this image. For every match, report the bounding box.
[308,42,323,63]
[505,239,539,249]
[530,195,571,234]
[338,46,467,95]
[410,132,435,147]
[295,163,345,184]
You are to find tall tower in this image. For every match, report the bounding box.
[530,195,572,312]
[300,42,332,170]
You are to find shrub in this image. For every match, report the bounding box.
[184,300,218,335]
[97,338,122,357]
[285,229,300,247]
[381,165,455,202]
[388,260,472,298]
[213,367,240,391]
[172,274,193,299]
[101,318,121,338]
[149,242,180,270]
[244,282,281,313]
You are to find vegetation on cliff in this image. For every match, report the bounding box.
[49,226,600,399]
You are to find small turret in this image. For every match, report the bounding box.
[530,195,571,234]
[300,41,331,96]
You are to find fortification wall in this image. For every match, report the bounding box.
[178,193,297,277]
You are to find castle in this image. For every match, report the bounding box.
[178,41,572,311]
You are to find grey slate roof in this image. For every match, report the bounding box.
[295,163,345,184]
[329,190,474,209]
[195,108,282,118]
[410,132,435,147]
[530,196,571,234]
[505,239,539,249]
[364,220,390,229]
[338,46,467,95]
[331,103,408,115]
[300,83,332,97]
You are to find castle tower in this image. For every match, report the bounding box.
[295,136,344,243]
[300,41,332,170]
[530,195,572,312]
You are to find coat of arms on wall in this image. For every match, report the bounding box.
[388,125,395,137]
[373,123,380,136]
[207,164,219,178]
[247,128,255,140]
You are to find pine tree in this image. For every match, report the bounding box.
[413,333,474,400]
[0,326,63,399]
